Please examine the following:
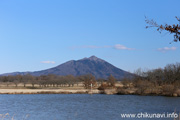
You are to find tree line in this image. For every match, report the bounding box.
[0,74,116,89]
[120,62,180,96]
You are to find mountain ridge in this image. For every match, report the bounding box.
[1,56,133,79]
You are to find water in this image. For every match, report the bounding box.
[0,94,180,120]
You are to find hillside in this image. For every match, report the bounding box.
[1,56,133,79]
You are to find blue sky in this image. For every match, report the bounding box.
[0,0,180,74]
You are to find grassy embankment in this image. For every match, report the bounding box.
[0,82,100,94]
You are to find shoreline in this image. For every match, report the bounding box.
[0,88,179,97]
[0,89,102,94]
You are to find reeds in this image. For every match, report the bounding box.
[0,113,29,120]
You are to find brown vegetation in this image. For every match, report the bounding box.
[118,63,180,97]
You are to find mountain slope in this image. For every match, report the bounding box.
[1,56,133,79]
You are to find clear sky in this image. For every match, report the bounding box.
[0,0,180,74]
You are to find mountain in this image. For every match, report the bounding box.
[1,56,133,79]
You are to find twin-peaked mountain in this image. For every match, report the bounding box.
[1,56,133,79]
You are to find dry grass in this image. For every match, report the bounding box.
[0,88,102,94]
[0,82,102,94]
[0,113,29,120]
[0,113,11,120]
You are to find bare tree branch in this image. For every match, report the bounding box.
[145,16,180,43]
